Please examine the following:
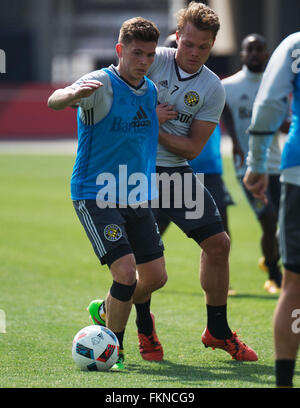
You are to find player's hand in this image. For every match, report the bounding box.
[74,80,103,99]
[156,103,177,124]
[243,169,269,204]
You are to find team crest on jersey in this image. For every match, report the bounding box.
[104,224,122,242]
[184,91,200,107]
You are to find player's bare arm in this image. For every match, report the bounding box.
[159,118,216,160]
[48,80,103,110]
[222,103,245,166]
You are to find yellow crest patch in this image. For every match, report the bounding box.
[104,224,122,242]
[184,91,200,107]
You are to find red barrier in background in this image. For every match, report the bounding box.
[0,82,230,140]
[0,83,77,139]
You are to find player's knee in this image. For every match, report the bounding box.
[205,232,230,260]
[111,262,136,286]
[156,267,168,289]
[110,255,137,286]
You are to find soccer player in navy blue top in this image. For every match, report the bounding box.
[48,17,166,370]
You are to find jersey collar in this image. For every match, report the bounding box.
[242,65,263,81]
[111,65,146,90]
[174,57,203,81]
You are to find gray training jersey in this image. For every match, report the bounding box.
[69,65,153,126]
[147,47,225,167]
[222,65,283,177]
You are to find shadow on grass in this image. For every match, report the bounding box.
[160,288,279,301]
[126,358,278,388]
[229,293,279,301]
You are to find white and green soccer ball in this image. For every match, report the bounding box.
[72,325,119,371]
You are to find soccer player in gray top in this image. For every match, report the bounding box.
[89,2,258,362]
[147,1,257,361]
[89,2,257,362]
[222,34,287,294]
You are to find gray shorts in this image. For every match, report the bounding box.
[279,182,300,274]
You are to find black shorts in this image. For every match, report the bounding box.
[73,200,164,267]
[279,182,300,274]
[151,166,224,244]
[238,174,281,219]
[201,174,234,210]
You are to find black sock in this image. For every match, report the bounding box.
[206,304,232,339]
[115,330,125,350]
[275,359,295,387]
[135,299,153,336]
[266,262,282,286]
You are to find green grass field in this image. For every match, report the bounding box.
[0,153,298,389]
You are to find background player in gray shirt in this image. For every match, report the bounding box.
[222,34,289,294]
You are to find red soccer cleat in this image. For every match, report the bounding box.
[201,327,258,361]
[138,313,164,361]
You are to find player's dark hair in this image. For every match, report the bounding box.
[176,1,220,39]
[241,33,267,50]
[119,17,160,45]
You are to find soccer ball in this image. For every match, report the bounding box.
[72,325,119,371]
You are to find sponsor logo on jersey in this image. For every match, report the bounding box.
[110,106,151,133]
[104,224,122,242]
[176,112,193,124]
[158,80,168,88]
[184,91,200,107]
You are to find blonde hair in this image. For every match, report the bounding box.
[119,17,160,45]
[176,1,220,39]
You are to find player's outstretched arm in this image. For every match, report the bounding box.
[47,80,102,110]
